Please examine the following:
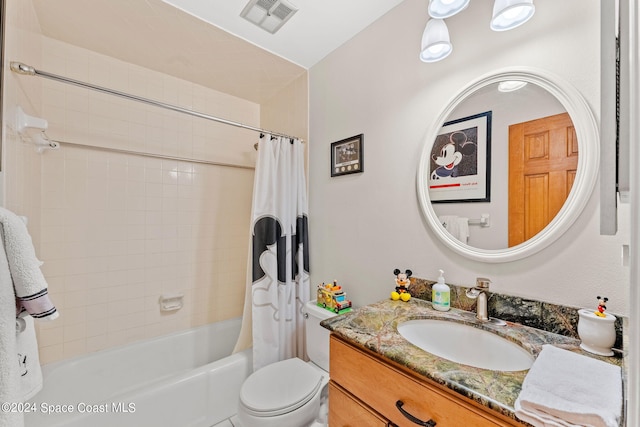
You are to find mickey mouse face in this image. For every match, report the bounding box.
[394,269,413,282]
[432,142,462,169]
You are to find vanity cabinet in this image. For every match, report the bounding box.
[328,382,390,426]
[329,335,525,427]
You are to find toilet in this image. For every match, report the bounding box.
[236,300,337,427]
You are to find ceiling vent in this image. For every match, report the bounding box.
[240,0,298,34]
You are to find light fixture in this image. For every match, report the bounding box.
[498,80,528,92]
[419,19,452,63]
[420,0,536,63]
[428,0,470,19]
[240,0,298,34]
[490,0,535,31]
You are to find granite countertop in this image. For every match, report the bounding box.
[321,298,623,424]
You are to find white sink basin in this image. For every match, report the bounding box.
[397,319,534,371]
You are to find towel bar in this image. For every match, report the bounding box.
[468,214,490,227]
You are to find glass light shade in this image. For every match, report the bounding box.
[428,0,470,19]
[419,19,452,63]
[490,0,535,31]
[498,80,528,92]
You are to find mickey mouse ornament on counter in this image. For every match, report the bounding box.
[391,269,412,302]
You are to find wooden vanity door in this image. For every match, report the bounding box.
[329,382,390,427]
[508,112,578,246]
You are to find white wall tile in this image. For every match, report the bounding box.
[7,11,262,365]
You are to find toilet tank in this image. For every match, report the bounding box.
[304,300,337,372]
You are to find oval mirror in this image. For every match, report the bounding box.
[417,67,599,263]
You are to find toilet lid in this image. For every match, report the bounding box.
[240,358,324,417]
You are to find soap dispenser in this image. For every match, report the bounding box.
[432,269,450,311]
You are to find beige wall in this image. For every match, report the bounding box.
[261,72,310,172]
[3,0,310,365]
[261,73,309,144]
[309,0,630,316]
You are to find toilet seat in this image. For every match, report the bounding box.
[239,358,324,417]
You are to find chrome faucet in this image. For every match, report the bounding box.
[466,277,492,321]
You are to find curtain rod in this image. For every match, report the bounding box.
[10,61,303,142]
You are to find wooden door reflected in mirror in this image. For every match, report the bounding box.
[508,112,578,246]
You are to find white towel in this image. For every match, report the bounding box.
[456,217,469,243]
[0,207,58,320]
[0,208,59,427]
[15,316,44,400]
[514,344,622,427]
[439,215,468,243]
[0,231,23,427]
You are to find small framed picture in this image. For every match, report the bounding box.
[331,134,364,177]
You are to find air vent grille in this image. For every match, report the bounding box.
[256,0,277,11]
[240,0,298,34]
[272,4,293,20]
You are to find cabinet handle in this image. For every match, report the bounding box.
[395,400,437,426]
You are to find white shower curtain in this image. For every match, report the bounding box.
[234,135,310,372]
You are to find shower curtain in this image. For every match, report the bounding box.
[234,135,310,372]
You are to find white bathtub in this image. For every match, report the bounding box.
[25,318,252,427]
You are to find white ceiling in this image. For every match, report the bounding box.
[160,0,407,69]
[31,0,406,104]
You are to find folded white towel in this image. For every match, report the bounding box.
[515,344,622,427]
[0,207,58,320]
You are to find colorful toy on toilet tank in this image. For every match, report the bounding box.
[317,281,352,314]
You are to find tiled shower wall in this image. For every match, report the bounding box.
[34,38,258,364]
[3,0,43,233]
[6,2,261,364]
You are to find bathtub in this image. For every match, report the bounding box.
[25,318,252,427]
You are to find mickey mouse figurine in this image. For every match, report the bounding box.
[391,269,412,302]
[595,296,608,317]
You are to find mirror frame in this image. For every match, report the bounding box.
[417,67,599,263]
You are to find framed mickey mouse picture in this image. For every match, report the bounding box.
[428,111,491,203]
